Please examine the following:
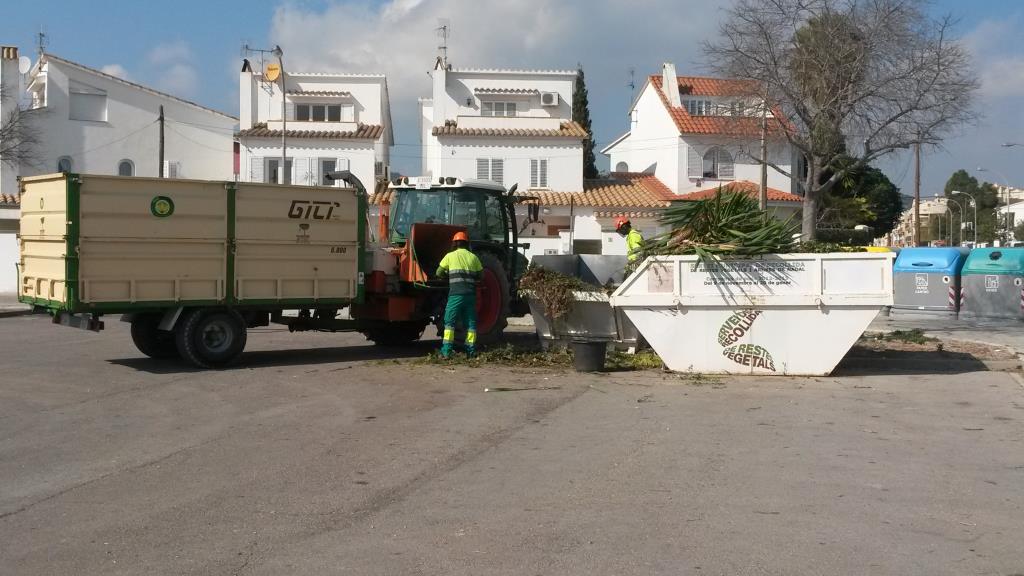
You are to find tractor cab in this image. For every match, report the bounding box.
[387,177,511,248]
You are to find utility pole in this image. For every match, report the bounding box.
[759,102,768,210]
[913,141,921,246]
[274,46,286,185]
[158,105,165,177]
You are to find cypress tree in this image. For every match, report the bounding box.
[573,64,599,179]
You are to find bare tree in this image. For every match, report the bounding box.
[0,85,40,171]
[705,0,979,239]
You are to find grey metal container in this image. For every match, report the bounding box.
[890,247,968,319]
[526,255,640,349]
[960,248,1024,321]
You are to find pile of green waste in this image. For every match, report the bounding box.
[418,343,663,371]
[636,190,799,262]
[518,265,602,320]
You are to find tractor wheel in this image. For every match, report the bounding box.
[130,314,179,359]
[475,252,510,344]
[175,309,248,369]
[362,321,428,347]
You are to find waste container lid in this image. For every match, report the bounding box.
[894,247,967,274]
[963,247,1024,275]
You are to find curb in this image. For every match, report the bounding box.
[0,307,33,319]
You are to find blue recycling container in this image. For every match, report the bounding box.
[891,247,969,317]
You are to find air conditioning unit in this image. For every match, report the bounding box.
[540,92,558,107]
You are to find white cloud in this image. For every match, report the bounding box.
[269,0,714,171]
[146,41,200,99]
[100,64,131,81]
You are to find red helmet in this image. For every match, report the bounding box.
[452,231,469,242]
[614,216,630,230]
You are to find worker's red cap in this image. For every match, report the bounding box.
[614,216,630,230]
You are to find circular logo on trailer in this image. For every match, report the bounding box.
[942,275,950,284]
[1015,278,1023,287]
[151,196,174,217]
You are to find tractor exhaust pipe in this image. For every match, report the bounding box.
[324,170,367,196]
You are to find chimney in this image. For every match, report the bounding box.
[662,62,681,107]
[1,46,20,99]
[239,58,255,130]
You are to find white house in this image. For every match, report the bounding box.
[236,60,392,190]
[0,47,237,295]
[14,51,236,184]
[602,63,800,202]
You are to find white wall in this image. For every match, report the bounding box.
[0,207,18,294]
[18,58,235,183]
[240,140,376,189]
[430,68,576,127]
[607,83,680,190]
[680,135,793,194]
[426,140,583,192]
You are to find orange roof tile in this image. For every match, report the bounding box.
[680,181,803,203]
[649,75,790,137]
[237,122,383,140]
[432,120,588,139]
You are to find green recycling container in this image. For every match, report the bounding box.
[960,248,1024,320]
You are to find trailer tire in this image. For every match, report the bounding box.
[362,321,427,347]
[475,252,510,344]
[130,314,179,359]
[175,309,247,368]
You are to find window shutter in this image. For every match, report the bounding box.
[477,158,489,180]
[335,158,350,185]
[285,102,295,121]
[482,102,493,117]
[491,159,504,184]
[250,157,264,182]
[687,145,702,178]
[506,102,517,117]
[540,159,548,187]
[719,150,735,179]
[293,157,310,185]
[530,159,538,188]
[162,160,179,179]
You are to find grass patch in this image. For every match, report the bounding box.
[872,329,937,345]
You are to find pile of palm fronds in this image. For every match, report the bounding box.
[636,190,798,262]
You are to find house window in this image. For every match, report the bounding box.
[295,103,352,122]
[320,159,336,185]
[117,159,134,176]
[476,158,504,184]
[530,159,549,188]
[702,147,734,180]
[684,99,714,116]
[481,101,517,117]
[57,157,73,172]
[266,158,293,184]
[69,91,107,122]
[615,161,629,173]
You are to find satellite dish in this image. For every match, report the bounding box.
[264,62,281,82]
[18,56,31,74]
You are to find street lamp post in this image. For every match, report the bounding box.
[976,166,1013,242]
[947,197,966,246]
[951,190,978,245]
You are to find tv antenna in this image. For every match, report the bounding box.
[36,28,48,58]
[628,67,636,96]
[436,18,451,69]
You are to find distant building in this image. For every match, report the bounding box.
[890,197,951,247]
[236,60,392,190]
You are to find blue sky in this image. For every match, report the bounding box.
[2,0,1022,195]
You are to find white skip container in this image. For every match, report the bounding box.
[609,253,895,375]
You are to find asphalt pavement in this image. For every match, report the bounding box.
[1,314,1023,575]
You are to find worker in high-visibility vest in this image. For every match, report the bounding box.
[615,217,644,262]
[436,231,484,358]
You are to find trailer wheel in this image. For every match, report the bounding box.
[475,252,510,343]
[175,309,247,368]
[130,314,179,359]
[362,321,427,347]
